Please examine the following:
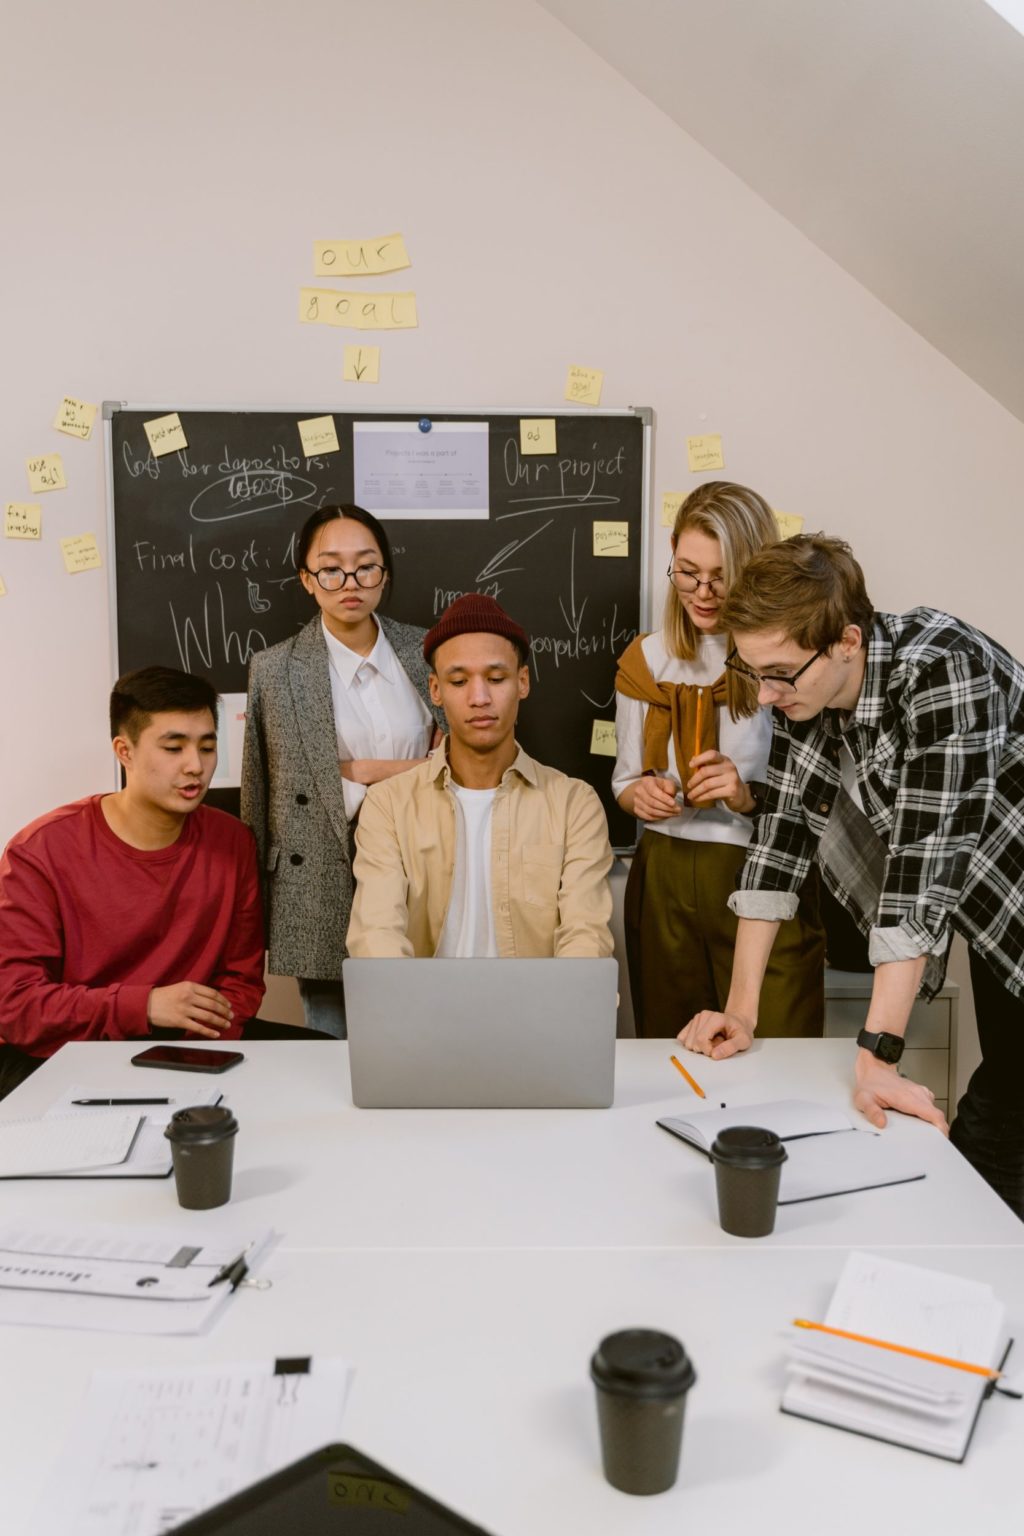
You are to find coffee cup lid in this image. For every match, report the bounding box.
[710,1125,787,1169]
[590,1329,696,1398]
[164,1106,238,1143]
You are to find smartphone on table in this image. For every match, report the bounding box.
[131,1044,244,1073]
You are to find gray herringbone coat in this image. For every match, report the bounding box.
[240,614,445,979]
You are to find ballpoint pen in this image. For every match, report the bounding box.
[71,1097,171,1106]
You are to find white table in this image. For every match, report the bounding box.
[3,1039,1021,1249]
[2,1040,1022,1534]
[2,1245,1021,1535]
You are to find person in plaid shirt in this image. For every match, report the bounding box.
[677,534,1024,1218]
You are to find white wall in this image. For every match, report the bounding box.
[2,0,1021,1064]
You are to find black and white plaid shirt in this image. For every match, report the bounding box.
[730,608,1024,1000]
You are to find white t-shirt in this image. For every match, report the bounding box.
[612,631,771,847]
[435,784,499,958]
[322,616,433,821]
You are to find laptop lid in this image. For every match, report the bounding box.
[343,958,618,1109]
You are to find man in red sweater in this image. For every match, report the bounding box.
[0,667,265,1096]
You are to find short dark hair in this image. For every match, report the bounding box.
[296,503,394,602]
[110,667,219,742]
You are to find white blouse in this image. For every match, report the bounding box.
[322,616,433,821]
[612,631,771,848]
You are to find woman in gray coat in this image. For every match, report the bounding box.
[241,504,445,1036]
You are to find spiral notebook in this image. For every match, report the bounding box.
[656,1099,927,1203]
[781,1251,1014,1461]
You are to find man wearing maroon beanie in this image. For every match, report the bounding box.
[346,594,613,958]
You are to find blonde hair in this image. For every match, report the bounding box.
[663,481,778,718]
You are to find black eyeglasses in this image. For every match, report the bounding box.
[305,563,386,592]
[725,647,827,692]
[667,565,727,597]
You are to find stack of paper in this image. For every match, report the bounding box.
[37,1358,354,1536]
[782,1251,1011,1460]
[0,1221,274,1334]
[657,1099,927,1203]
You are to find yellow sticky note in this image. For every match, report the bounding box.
[26,454,66,493]
[687,434,724,473]
[60,534,102,574]
[144,413,188,458]
[520,419,557,455]
[590,720,617,757]
[299,287,418,330]
[565,365,604,406]
[5,503,42,540]
[314,234,411,277]
[53,396,98,440]
[593,521,629,557]
[661,492,684,528]
[343,345,381,383]
[774,510,805,540]
[297,415,341,457]
[0,574,6,596]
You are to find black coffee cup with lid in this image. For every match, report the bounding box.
[164,1106,239,1209]
[709,1125,787,1237]
[590,1328,696,1494]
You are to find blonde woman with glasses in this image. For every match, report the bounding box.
[613,482,824,1038]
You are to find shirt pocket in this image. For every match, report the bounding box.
[520,843,564,908]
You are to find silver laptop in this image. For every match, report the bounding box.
[343,958,618,1108]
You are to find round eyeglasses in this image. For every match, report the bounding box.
[724,647,827,692]
[305,563,386,592]
[667,565,727,597]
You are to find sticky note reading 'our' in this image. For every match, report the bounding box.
[297,416,341,457]
[687,434,724,473]
[343,346,380,383]
[590,720,617,757]
[300,288,418,331]
[661,492,684,528]
[593,521,629,557]
[774,511,805,540]
[144,414,188,458]
[60,534,102,574]
[565,365,603,407]
[26,454,66,494]
[314,234,411,277]
[53,396,98,440]
[520,419,557,455]
[5,503,42,540]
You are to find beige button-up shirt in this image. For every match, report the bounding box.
[347,742,614,959]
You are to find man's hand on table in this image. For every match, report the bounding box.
[676,1010,755,1060]
[853,1051,949,1135]
[147,982,233,1039]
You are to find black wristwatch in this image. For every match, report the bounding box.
[856,1028,905,1065]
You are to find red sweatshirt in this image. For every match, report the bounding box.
[0,796,265,1057]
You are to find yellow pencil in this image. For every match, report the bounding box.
[669,1054,706,1099]
[792,1319,1000,1379]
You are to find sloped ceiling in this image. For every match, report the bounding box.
[539,0,1024,422]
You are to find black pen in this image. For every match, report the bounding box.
[208,1250,250,1291]
[71,1097,171,1106]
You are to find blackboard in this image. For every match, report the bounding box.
[105,406,652,848]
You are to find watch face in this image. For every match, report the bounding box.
[876,1033,904,1065]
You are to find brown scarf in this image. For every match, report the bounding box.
[615,635,728,796]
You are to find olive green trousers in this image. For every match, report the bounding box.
[624,832,825,1040]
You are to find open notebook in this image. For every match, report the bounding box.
[781,1251,1014,1461]
[656,1099,927,1204]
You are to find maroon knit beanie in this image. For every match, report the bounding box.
[423,593,531,664]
